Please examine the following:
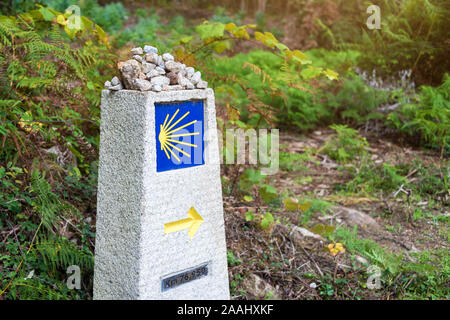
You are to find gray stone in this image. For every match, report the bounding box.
[290,225,325,241]
[185,81,195,90]
[176,74,191,88]
[165,61,183,74]
[142,62,156,74]
[162,84,183,91]
[111,76,120,86]
[190,71,201,85]
[146,67,165,79]
[95,89,229,299]
[150,76,170,87]
[155,66,166,75]
[242,274,281,300]
[196,80,208,89]
[132,79,152,91]
[104,80,111,88]
[355,255,369,265]
[152,84,162,92]
[119,59,141,89]
[162,53,174,62]
[131,47,144,55]
[144,52,159,65]
[109,84,123,91]
[186,67,195,79]
[166,72,178,85]
[143,45,158,54]
[146,70,157,79]
[133,55,143,63]
[333,206,380,230]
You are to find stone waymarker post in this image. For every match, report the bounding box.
[93,88,229,299]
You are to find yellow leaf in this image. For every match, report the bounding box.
[64,25,77,38]
[298,202,311,212]
[283,198,299,211]
[232,26,250,39]
[226,104,240,121]
[275,42,289,52]
[81,16,94,30]
[323,68,339,80]
[225,22,237,32]
[254,31,265,42]
[254,32,278,48]
[292,50,312,64]
[56,14,67,25]
[213,40,230,53]
[95,24,110,47]
[263,32,277,42]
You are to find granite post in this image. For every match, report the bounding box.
[93,88,229,299]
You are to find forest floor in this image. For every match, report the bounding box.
[222,127,449,300]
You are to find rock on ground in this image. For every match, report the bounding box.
[242,274,281,300]
[333,205,380,230]
[290,225,326,242]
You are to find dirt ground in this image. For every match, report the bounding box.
[222,128,449,300]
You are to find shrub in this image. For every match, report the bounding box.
[320,124,369,163]
[388,74,450,154]
[0,7,108,299]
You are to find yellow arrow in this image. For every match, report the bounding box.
[164,207,204,240]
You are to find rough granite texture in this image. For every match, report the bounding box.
[94,89,229,300]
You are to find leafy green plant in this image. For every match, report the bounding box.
[1,171,93,299]
[319,124,369,163]
[115,11,163,48]
[346,162,406,195]
[0,7,105,300]
[258,184,278,204]
[227,251,242,267]
[297,198,331,224]
[173,20,337,128]
[332,226,449,299]
[210,6,244,25]
[41,0,128,34]
[279,151,310,172]
[305,0,450,86]
[260,212,274,229]
[238,168,265,194]
[388,74,449,153]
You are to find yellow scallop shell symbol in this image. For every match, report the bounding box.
[158,109,199,162]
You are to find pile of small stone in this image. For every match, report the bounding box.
[104,45,208,92]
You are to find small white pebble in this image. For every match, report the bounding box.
[131,47,143,55]
[162,53,174,62]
